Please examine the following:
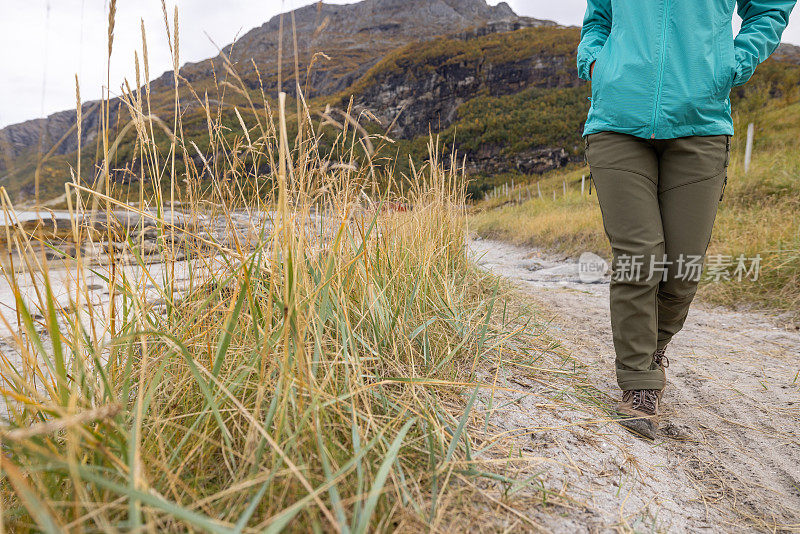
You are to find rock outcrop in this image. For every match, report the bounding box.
[349,30,576,139]
[773,42,800,65]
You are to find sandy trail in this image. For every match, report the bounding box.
[468,237,800,533]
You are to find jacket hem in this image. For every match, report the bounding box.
[583,121,734,139]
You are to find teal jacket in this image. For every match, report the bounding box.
[578,0,796,139]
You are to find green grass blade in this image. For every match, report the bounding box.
[233,480,270,533]
[212,270,250,376]
[354,418,416,534]
[444,385,479,465]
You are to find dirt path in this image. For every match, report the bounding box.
[468,237,800,533]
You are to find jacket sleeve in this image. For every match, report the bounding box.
[733,0,797,86]
[577,0,613,81]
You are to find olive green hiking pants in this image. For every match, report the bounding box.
[585,132,729,391]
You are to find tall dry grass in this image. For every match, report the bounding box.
[0,8,539,531]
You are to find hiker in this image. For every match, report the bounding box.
[578,0,796,438]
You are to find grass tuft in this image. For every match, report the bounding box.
[0,11,549,532]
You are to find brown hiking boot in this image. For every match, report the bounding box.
[616,389,660,439]
[653,346,670,371]
[653,346,669,398]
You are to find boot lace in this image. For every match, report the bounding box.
[632,390,659,415]
[653,347,670,369]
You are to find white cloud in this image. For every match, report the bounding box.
[0,0,326,127]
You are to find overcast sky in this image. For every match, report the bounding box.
[1,0,799,128]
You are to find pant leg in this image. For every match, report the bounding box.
[655,135,729,349]
[585,132,666,391]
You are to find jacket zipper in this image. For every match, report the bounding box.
[650,0,671,139]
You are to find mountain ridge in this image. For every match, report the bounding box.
[0,0,557,172]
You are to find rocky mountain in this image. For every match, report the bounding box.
[180,0,542,96]
[0,0,541,168]
[347,21,578,140]
[773,42,800,64]
[1,0,798,201]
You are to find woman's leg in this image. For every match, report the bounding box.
[585,132,666,391]
[655,135,729,349]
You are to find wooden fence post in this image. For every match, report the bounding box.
[744,122,754,174]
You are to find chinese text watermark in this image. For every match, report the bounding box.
[608,254,761,282]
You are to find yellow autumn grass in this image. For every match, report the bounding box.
[0,7,575,531]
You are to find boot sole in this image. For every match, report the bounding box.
[615,414,656,440]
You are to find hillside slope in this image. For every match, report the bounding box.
[0,0,799,203]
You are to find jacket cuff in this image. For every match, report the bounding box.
[578,51,598,81]
[732,54,754,87]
